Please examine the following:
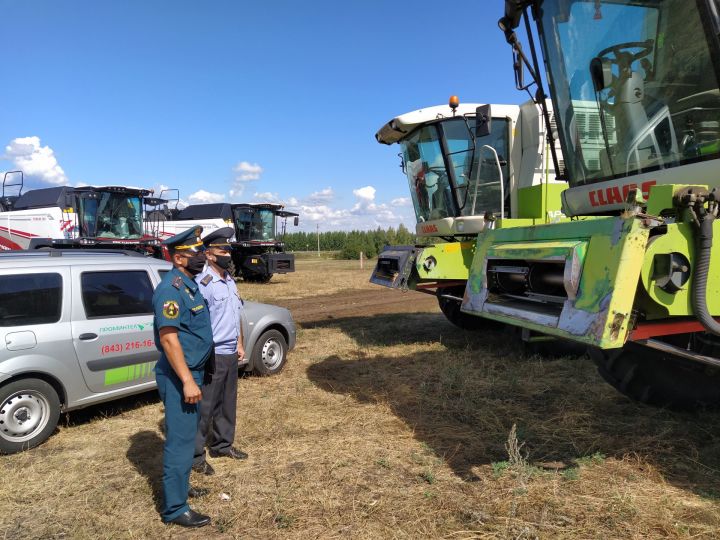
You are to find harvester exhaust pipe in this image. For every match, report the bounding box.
[682,188,720,335]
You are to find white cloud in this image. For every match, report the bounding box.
[253,191,281,203]
[4,136,68,185]
[233,161,263,181]
[229,161,264,199]
[307,187,334,204]
[391,197,411,207]
[352,185,376,202]
[272,184,415,231]
[188,189,225,204]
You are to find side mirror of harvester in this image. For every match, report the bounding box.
[476,104,492,138]
[294,216,299,226]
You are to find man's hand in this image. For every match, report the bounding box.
[237,345,246,362]
[183,379,202,404]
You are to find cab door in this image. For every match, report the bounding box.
[70,265,158,393]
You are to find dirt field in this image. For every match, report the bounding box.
[2,259,720,539]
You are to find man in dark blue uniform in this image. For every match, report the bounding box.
[153,227,214,528]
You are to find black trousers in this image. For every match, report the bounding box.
[193,352,238,463]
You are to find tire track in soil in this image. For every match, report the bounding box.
[275,288,439,325]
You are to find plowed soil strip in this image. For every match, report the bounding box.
[276,288,438,324]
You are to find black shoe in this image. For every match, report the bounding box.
[188,486,209,498]
[192,460,215,476]
[209,447,248,460]
[164,509,211,528]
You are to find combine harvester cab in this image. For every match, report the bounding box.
[0,172,163,256]
[152,194,299,282]
[370,98,566,328]
[463,0,720,407]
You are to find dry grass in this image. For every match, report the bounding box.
[2,261,720,539]
[240,258,374,302]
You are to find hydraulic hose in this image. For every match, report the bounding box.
[692,211,720,335]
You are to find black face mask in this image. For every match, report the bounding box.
[214,255,232,270]
[184,253,206,276]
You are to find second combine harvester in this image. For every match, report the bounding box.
[370,97,566,328]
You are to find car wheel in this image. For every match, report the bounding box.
[0,378,61,454]
[251,329,288,376]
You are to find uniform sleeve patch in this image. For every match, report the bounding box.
[163,300,180,319]
[172,276,183,289]
[200,274,213,286]
[191,304,205,313]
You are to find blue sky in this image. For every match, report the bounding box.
[1,0,520,231]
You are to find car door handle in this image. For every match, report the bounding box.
[79,333,98,341]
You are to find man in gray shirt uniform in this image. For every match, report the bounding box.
[192,227,248,476]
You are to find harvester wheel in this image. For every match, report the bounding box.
[437,286,486,330]
[242,270,273,283]
[227,260,240,281]
[589,333,720,409]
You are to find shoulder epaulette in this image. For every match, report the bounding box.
[200,274,213,286]
[172,276,183,289]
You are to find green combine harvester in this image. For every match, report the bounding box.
[455,0,720,408]
[370,98,566,328]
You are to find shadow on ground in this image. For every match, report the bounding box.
[305,311,584,357]
[306,315,720,497]
[127,430,165,513]
[304,311,505,348]
[62,390,159,427]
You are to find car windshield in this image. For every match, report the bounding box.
[539,0,720,186]
[400,117,510,222]
[78,192,144,239]
[234,207,276,241]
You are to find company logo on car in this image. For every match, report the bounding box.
[420,223,438,233]
[99,321,154,334]
[588,180,657,207]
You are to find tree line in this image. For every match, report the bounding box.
[283,225,415,259]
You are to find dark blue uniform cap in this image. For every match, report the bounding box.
[203,226,235,249]
[162,226,205,252]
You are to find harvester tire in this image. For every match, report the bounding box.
[228,260,241,281]
[437,286,486,331]
[589,335,720,409]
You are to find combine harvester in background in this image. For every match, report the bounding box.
[370,97,566,328]
[0,171,165,256]
[457,0,720,407]
[151,192,299,282]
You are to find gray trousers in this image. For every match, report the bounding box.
[193,353,238,463]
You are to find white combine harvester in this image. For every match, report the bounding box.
[0,171,164,256]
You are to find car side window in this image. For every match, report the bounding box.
[0,273,63,327]
[81,270,154,318]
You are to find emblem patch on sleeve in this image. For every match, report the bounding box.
[163,300,180,319]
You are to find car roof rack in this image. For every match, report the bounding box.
[0,249,148,258]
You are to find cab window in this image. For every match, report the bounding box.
[0,273,62,327]
[81,271,154,318]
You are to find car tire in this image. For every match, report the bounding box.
[0,378,61,454]
[251,329,288,376]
